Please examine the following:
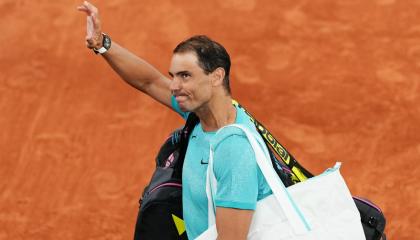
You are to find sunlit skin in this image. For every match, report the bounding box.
[168,52,237,133]
[168,52,213,113]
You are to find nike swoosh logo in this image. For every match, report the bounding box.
[200,159,208,165]
[191,135,197,139]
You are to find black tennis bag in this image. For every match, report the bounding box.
[134,113,198,240]
[354,197,387,240]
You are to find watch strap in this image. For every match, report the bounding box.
[93,47,108,54]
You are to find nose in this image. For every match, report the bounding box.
[169,77,181,95]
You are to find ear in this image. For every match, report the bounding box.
[211,67,225,87]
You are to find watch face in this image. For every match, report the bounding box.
[103,35,111,49]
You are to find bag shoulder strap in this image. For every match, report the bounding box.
[174,113,200,177]
[232,100,314,182]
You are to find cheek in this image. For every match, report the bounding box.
[193,85,212,101]
[197,78,213,97]
[185,80,209,98]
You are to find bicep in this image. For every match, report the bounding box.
[216,207,253,240]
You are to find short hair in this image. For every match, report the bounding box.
[173,35,231,94]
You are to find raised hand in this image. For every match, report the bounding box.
[77,1,103,49]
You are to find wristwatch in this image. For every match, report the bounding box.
[93,33,112,54]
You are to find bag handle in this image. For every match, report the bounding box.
[228,124,311,234]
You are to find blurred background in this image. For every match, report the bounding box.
[1,0,419,239]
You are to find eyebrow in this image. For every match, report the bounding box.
[168,71,191,77]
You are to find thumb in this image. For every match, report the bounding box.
[86,37,95,48]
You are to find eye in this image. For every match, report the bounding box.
[181,73,190,79]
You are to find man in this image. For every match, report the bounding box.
[78,1,272,239]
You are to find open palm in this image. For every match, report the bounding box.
[77,1,102,49]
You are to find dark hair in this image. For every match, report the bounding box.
[173,35,231,94]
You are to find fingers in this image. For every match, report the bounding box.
[77,1,102,49]
[79,1,101,29]
[76,1,97,16]
[77,7,89,14]
[76,3,89,14]
[86,15,94,38]
[91,13,98,28]
[83,1,98,15]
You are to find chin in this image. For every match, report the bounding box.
[179,100,200,113]
[180,104,198,113]
[178,104,190,112]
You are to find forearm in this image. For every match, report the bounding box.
[78,2,172,107]
[101,42,167,93]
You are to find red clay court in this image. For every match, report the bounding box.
[1,0,419,239]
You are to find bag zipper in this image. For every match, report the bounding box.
[140,182,182,206]
[353,196,383,213]
[148,182,182,195]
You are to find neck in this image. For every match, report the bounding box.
[194,92,236,132]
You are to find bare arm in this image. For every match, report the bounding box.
[101,43,172,107]
[77,1,172,108]
[216,207,253,240]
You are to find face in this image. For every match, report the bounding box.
[169,52,213,112]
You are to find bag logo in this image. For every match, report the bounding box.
[172,214,186,235]
[164,153,175,168]
[200,158,209,165]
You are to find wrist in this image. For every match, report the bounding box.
[93,33,111,54]
[94,33,104,49]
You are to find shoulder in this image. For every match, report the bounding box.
[211,125,250,150]
[210,124,261,163]
[211,125,258,178]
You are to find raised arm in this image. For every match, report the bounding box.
[77,1,172,108]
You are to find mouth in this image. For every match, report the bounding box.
[175,95,188,103]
